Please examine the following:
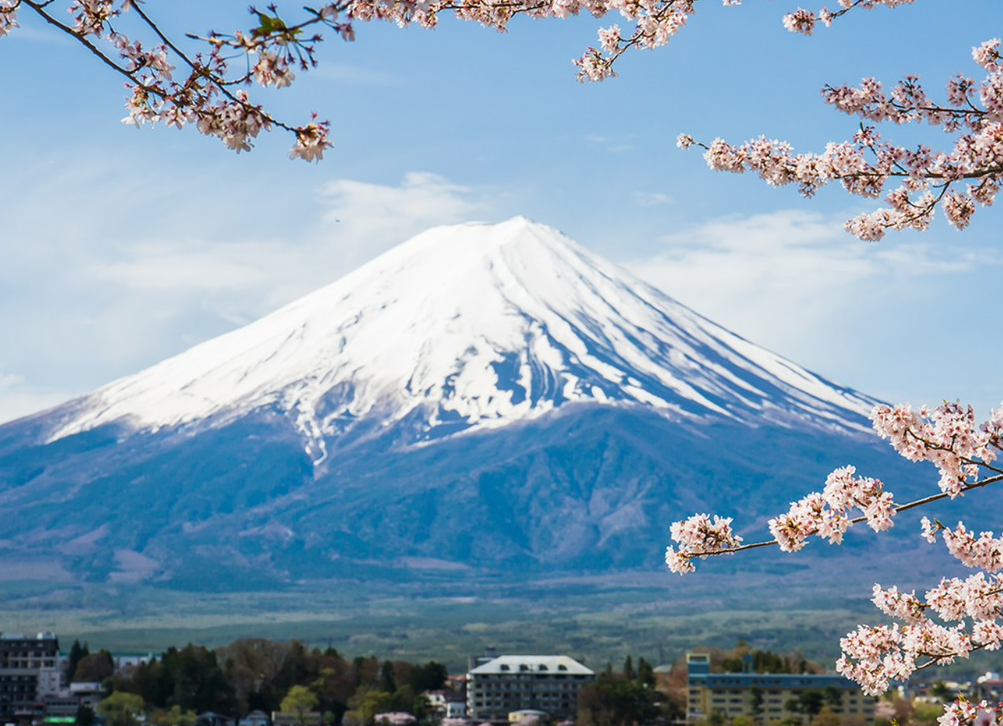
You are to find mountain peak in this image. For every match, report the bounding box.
[40,219,877,460]
[337,216,583,289]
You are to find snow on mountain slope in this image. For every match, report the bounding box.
[44,217,878,461]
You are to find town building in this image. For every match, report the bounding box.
[425,690,466,719]
[197,711,236,726]
[465,655,594,723]
[0,632,61,725]
[974,672,1003,704]
[68,682,104,710]
[271,711,322,726]
[685,653,876,725]
[238,709,271,726]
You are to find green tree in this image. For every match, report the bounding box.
[912,703,944,726]
[389,686,421,716]
[797,690,824,718]
[75,704,96,726]
[68,640,90,683]
[577,673,662,726]
[930,682,953,704]
[75,650,115,683]
[635,657,655,688]
[749,687,764,723]
[406,662,447,693]
[282,685,320,725]
[150,705,198,726]
[345,687,393,726]
[96,692,146,726]
[380,661,396,693]
[126,644,235,714]
[813,707,841,726]
[784,698,802,717]
[352,657,380,689]
[822,687,842,713]
[623,656,635,680]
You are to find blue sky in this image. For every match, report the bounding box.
[0,0,1001,423]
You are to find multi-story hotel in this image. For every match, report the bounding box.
[466,655,595,723]
[0,632,62,724]
[686,653,875,724]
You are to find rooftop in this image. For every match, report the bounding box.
[468,656,593,676]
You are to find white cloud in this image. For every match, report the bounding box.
[0,373,74,425]
[86,171,488,307]
[622,209,1002,386]
[314,171,485,269]
[633,191,673,206]
[584,133,634,153]
[0,169,493,419]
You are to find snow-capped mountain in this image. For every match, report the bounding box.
[0,217,918,590]
[43,217,875,464]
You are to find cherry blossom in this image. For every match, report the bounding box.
[1,0,960,172]
[684,38,1003,239]
[665,513,742,573]
[0,1,18,35]
[666,399,1003,717]
[374,714,417,726]
[665,462,898,571]
[6,1,343,159]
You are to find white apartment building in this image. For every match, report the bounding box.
[466,655,594,723]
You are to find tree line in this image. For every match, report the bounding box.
[67,638,448,726]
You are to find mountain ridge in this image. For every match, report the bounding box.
[0,217,922,592]
[30,218,876,460]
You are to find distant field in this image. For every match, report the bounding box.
[5,560,999,680]
[0,569,875,670]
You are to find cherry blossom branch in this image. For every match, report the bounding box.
[666,401,1003,573]
[0,0,937,158]
[782,1,920,36]
[678,38,1003,239]
[667,399,1003,705]
[670,472,1003,565]
[3,2,334,159]
[20,0,130,75]
[124,3,306,136]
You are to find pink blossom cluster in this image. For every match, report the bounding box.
[664,513,742,574]
[373,714,417,726]
[348,0,699,83]
[0,1,17,36]
[0,0,960,158]
[941,702,1001,726]
[836,619,972,695]
[0,1,337,159]
[665,399,1003,705]
[872,402,1002,497]
[665,465,898,573]
[935,522,1003,572]
[837,563,1003,695]
[780,1,917,38]
[338,0,911,86]
[686,40,1003,239]
[768,466,895,552]
[818,399,1003,697]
